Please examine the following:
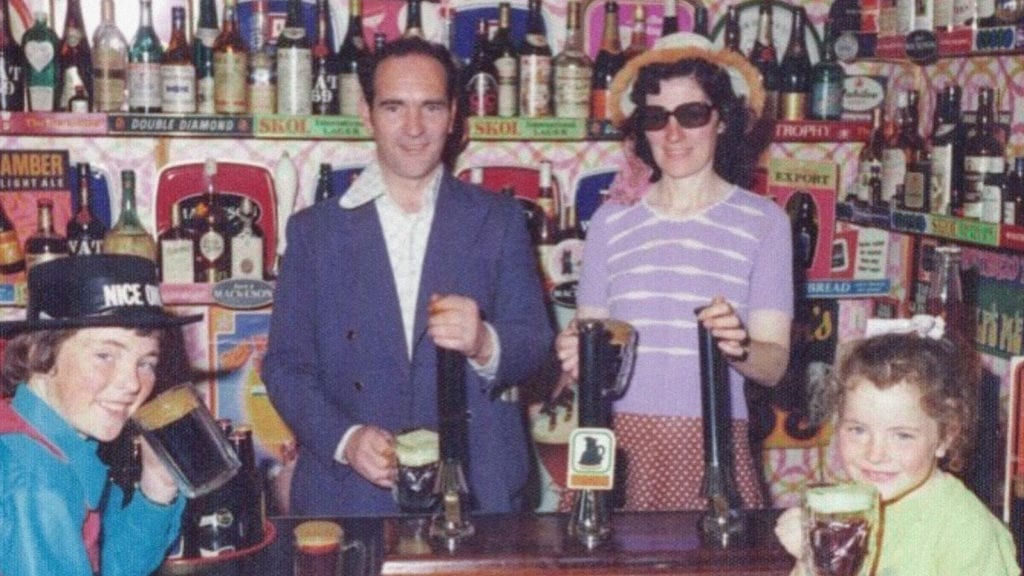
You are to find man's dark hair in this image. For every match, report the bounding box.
[357,36,459,106]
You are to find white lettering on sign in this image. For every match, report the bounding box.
[102,283,144,307]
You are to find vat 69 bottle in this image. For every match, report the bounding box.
[67,163,106,256]
[0,0,27,112]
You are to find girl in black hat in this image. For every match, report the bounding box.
[0,255,202,576]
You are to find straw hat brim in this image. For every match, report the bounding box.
[609,37,766,127]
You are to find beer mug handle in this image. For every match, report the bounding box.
[597,445,605,456]
[340,539,367,576]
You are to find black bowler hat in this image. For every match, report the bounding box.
[0,255,203,336]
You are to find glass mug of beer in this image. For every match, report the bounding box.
[802,483,878,576]
[393,428,440,513]
[293,520,366,576]
[132,384,241,498]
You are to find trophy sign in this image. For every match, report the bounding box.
[567,319,637,550]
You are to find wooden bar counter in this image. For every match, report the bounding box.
[162,510,793,575]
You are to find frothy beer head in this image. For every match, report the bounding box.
[395,429,439,467]
[805,483,877,514]
[133,385,201,430]
[294,520,343,552]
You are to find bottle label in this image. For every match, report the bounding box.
[161,64,197,113]
[60,66,85,110]
[197,77,216,114]
[466,72,497,116]
[809,80,843,120]
[903,164,929,211]
[128,62,163,109]
[160,239,195,283]
[930,143,953,214]
[199,229,225,262]
[0,231,24,267]
[553,64,590,119]
[231,236,264,279]
[276,49,313,115]
[934,0,954,27]
[28,86,55,112]
[339,72,362,116]
[196,508,238,558]
[964,155,1004,219]
[980,184,1002,223]
[779,92,807,121]
[1005,201,1018,225]
[214,52,249,114]
[880,148,907,202]
[953,0,976,25]
[518,55,552,117]
[311,69,337,113]
[249,83,276,114]
[494,55,518,117]
[68,237,103,256]
[856,159,881,204]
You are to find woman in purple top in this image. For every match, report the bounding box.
[556,33,793,511]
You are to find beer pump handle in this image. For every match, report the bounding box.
[577,320,608,429]
[437,347,468,461]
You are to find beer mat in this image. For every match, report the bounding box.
[159,521,276,573]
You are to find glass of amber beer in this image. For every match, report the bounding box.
[132,384,241,498]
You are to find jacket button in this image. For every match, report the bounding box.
[346,330,356,340]
[354,381,364,392]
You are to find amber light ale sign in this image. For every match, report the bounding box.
[0,150,69,191]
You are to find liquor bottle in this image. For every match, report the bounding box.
[337,0,367,116]
[404,0,424,38]
[159,202,196,283]
[935,0,955,29]
[161,6,196,114]
[880,91,908,207]
[535,162,558,291]
[463,19,497,117]
[228,425,266,548]
[749,2,780,120]
[778,7,810,121]
[490,2,518,118]
[661,0,678,36]
[0,0,27,112]
[963,87,1005,221]
[276,0,312,115]
[854,107,884,206]
[518,0,552,118]
[723,5,741,53]
[0,198,25,275]
[900,90,931,212]
[103,170,156,261]
[67,163,106,256]
[623,4,648,61]
[311,0,338,115]
[551,203,583,325]
[691,2,710,38]
[1002,157,1024,226]
[91,0,128,112]
[314,163,334,202]
[128,0,163,113]
[195,159,230,283]
[925,245,971,351]
[192,0,218,114]
[230,197,264,279]
[977,0,999,26]
[26,199,69,270]
[68,84,89,112]
[214,0,248,114]
[591,0,624,122]
[552,0,591,119]
[787,191,818,270]
[247,0,276,114]
[930,85,964,216]
[952,0,976,27]
[22,12,59,112]
[58,0,93,111]
[808,20,844,121]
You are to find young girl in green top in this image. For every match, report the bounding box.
[775,330,1020,576]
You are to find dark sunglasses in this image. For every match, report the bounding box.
[640,102,716,131]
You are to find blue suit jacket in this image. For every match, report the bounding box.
[262,172,553,516]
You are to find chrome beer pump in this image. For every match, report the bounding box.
[696,319,745,547]
[567,319,637,550]
[429,347,475,549]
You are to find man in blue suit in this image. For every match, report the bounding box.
[262,37,553,516]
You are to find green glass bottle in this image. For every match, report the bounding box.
[22,11,59,111]
[103,170,156,261]
[128,0,164,113]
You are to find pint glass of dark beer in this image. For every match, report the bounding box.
[132,385,241,498]
[293,521,366,576]
[393,428,440,513]
[803,483,877,576]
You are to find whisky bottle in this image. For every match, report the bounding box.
[1002,157,1024,226]
[661,0,678,36]
[23,12,59,112]
[103,170,156,261]
[337,0,367,116]
[311,0,339,115]
[0,0,26,112]
[276,0,312,115]
[623,4,648,62]
[880,91,907,206]
[749,1,780,120]
[552,0,591,119]
[900,90,931,212]
[403,0,424,38]
[930,85,964,215]
[854,107,884,206]
[463,19,497,117]
[67,163,106,256]
[963,87,1005,221]
[91,0,128,112]
[213,0,248,115]
[58,0,93,110]
[161,6,196,114]
[591,0,624,122]
[158,202,196,283]
[0,198,25,274]
[807,20,844,121]
[778,7,810,121]
[490,2,518,117]
[192,0,218,114]
[247,0,276,114]
[535,161,558,292]
[26,199,69,270]
[195,159,231,283]
[230,197,264,280]
[518,0,552,118]
[128,0,163,113]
